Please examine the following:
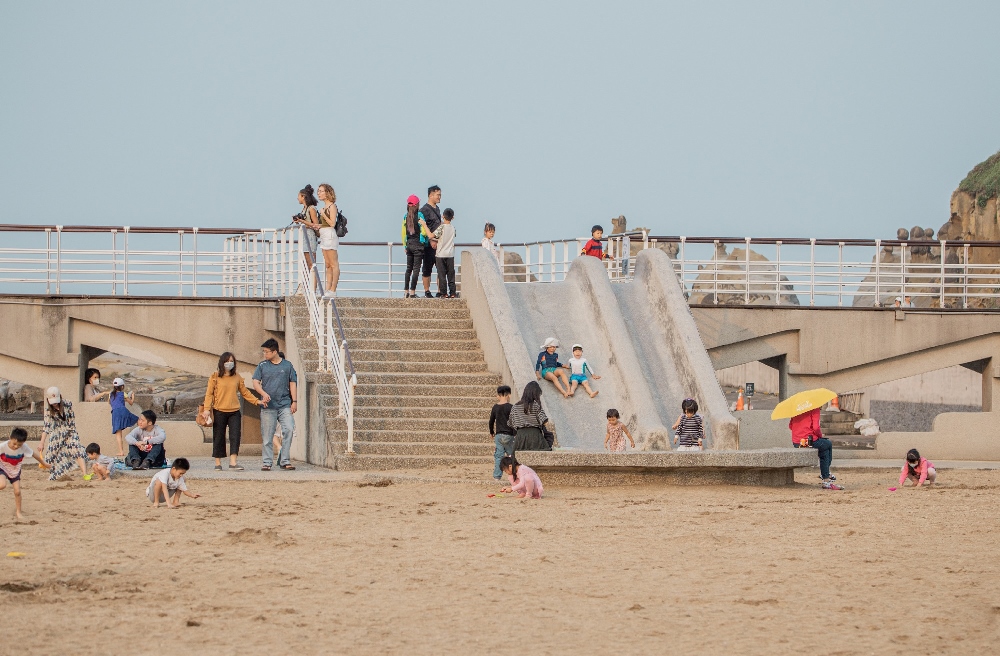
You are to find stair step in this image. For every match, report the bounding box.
[334,297,468,309]
[350,441,492,456]
[349,338,482,352]
[351,394,495,409]
[335,429,493,444]
[352,383,497,399]
[349,360,489,374]
[332,454,489,471]
[335,307,472,321]
[350,349,485,364]
[326,417,486,432]
[349,406,492,420]
[341,317,474,331]
[342,327,477,341]
[351,372,500,387]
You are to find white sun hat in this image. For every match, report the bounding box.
[44,386,61,404]
[540,337,560,349]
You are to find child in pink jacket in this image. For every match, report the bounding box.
[499,455,543,499]
[899,448,936,487]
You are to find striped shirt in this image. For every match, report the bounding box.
[675,414,704,447]
[508,401,548,429]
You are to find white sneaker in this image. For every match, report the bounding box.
[323,291,336,299]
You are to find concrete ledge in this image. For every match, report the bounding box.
[515,449,816,486]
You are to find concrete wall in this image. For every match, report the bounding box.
[717,362,779,394]
[460,250,519,390]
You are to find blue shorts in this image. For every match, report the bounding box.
[570,374,587,383]
[540,367,558,378]
[2,470,20,484]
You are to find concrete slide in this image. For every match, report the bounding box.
[463,247,738,451]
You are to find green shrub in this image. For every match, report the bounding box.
[959,150,1000,206]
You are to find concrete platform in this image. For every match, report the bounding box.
[514,448,817,486]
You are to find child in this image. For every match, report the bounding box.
[1,428,47,519]
[535,337,572,398]
[564,344,601,398]
[604,409,635,452]
[482,222,501,265]
[672,398,704,451]
[581,225,612,261]
[428,207,457,298]
[899,448,936,487]
[146,457,200,508]
[109,377,138,458]
[84,442,115,481]
[489,385,515,480]
[499,455,543,499]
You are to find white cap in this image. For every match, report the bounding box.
[572,343,584,350]
[540,337,559,349]
[44,386,61,404]
[112,377,125,387]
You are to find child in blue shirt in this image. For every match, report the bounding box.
[535,337,571,398]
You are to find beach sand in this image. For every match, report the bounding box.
[3,466,999,655]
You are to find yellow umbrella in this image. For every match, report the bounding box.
[770,388,837,420]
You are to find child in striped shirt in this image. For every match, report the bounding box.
[672,398,704,451]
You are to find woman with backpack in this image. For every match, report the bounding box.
[402,194,427,298]
[317,183,341,298]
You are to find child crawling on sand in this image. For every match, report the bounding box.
[84,443,116,481]
[146,457,200,508]
[499,455,543,499]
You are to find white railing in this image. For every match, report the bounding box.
[4,224,1000,309]
[295,227,357,455]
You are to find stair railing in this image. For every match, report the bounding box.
[296,226,358,455]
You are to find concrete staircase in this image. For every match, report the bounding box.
[288,296,499,471]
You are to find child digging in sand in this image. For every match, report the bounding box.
[499,455,543,499]
[898,449,936,488]
[605,409,635,452]
[565,344,601,398]
[535,338,572,398]
[84,443,116,481]
[1,428,47,519]
[146,457,200,508]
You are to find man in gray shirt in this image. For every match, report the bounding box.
[125,410,167,469]
[252,338,299,470]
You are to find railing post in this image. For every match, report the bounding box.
[679,236,686,292]
[55,225,63,294]
[563,241,570,279]
[712,240,719,305]
[44,228,52,295]
[900,242,907,304]
[744,237,751,304]
[388,241,394,297]
[346,373,357,455]
[809,238,816,307]
[178,230,184,296]
[110,229,117,295]
[123,226,130,296]
[939,240,946,307]
[838,242,844,307]
[963,243,970,309]
[339,341,347,419]
[524,244,531,281]
[550,242,556,282]
[775,240,782,305]
[192,227,198,296]
[874,239,880,306]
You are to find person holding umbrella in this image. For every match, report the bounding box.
[771,388,837,483]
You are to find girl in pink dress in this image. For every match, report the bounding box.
[500,456,543,499]
[604,408,635,453]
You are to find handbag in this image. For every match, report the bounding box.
[196,404,212,427]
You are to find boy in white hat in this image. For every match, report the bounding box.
[534,337,571,398]
[564,344,601,398]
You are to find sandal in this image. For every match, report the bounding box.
[229,464,245,471]
[261,465,271,471]
[279,464,296,470]
[214,465,223,471]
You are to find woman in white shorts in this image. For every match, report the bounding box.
[317,183,340,298]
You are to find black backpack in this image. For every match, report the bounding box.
[324,205,348,238]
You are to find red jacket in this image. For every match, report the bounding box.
[788,408,822,446]
[582,238,608,260]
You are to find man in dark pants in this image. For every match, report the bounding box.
[125,410,167,469]
[420,185,443,298]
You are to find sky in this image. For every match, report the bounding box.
[2,1,999,243]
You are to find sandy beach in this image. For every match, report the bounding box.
[3,465,999,655]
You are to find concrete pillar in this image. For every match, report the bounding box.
[761,355,789,401]
[982,359,1000,412]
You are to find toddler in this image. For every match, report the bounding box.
[482,222,501,265]
[109,377,138,457]
[1,428,47,519]
[672,398,705,451]
[581,225,612,261]
[899,448,936,487]
[564,344,601,398]
[499,455,543,499]
[84,442,115,481]
[147,457,200,508]
[535,337,571,398]
[605,409,635,452]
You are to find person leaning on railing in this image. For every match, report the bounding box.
[317,183,341,298]
[293,184,322,273]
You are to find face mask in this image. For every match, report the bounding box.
[224,362,235,371]
[93,379,100,386]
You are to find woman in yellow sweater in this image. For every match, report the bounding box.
[201,352,260,471]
